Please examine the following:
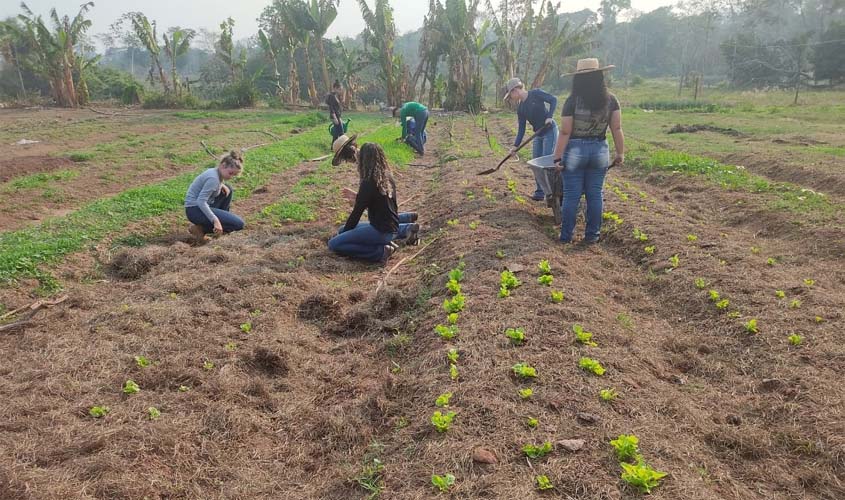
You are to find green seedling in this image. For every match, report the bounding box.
[448,266,464,282]
[450,363,459,380]
[727,311,741,319]
[500,270,521,290]
[447,313,459,325]
[610,434,640,462]
[815,316,824,323]
[123,380,140,395]
[537,275,553,286]
[89,406,109,418]
[435,324,458,340]
[435,392,453,407]
[495,249,506,259]
[469,221,479,230]
[708,290,720,302]
[620,459,668,494]
[632,228,648,242]
[644,245,655,255]
[240,322,252,333]
[134,355,151,368]
[744,319,759,334]
[669,254,680,268]
[147,407,161,420]
[775,290,786,299]
[694,277,707,289]
[466,191,476,200]
[578,357,606,376]
[602,211,623,225]
[687,234,698,242]
[225,341,237,351]
[715,299,729,310]
[178,385,190,392]
[518,388,534,399]
[514,195,527,204]
[550,290,564,303]
[446,348,459,363]
[766,257,776,266]
[483,187,494,200]
[751,246,761,254]
[442,293,465,313]
[536,475,554,491]
[505,327,526,346]
[507,179,518,194]
[538,259,552,275]
[446,218,459,227]
[573,324,597,347]
[616,313,634,329]
[203,360,215,370]
[788,334,803,346]
[431,473,456,492]
[526,417,539,429]
[431,410,457,432]
[803,278,815,287]
[446,279,461,295]
[498,286,510,298]
[600,388,618,402]
[522,441,553,459]
[790,299,802,309]
[512,363,538,379]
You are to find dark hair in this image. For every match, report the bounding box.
[332,79,342,89]
[571,71,610,115]
[357,143,393,196]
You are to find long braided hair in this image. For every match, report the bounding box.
[357,142,394,197]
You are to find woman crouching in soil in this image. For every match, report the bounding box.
[184,150,245,243]
[328,142,420,264]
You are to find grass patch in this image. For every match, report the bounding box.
[69,152,95,162]
[2,170,78,192]
[637,100,726,113]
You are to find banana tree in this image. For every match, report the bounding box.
[128,12,169,92]
[330,37,368,108]
[357,0,403,106]
[216,17,241,83]
[258,29,283,96]
[0,19,28,98]
[258,0,301,103]
[307,0,338,94]
[163,27,195,96]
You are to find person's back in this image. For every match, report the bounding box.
[185,168,220,209]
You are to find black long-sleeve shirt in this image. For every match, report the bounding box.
[343,178,399,233]
[326,92,342,123]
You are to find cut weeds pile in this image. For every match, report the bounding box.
[0,111,843,499]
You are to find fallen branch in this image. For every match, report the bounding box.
[247,130,281,140]
[308,154,331,162]
[0,295,68,334]
[375,235,440,295]
[399,193,420,207]
[200,141,219,160]
[241,141,273,153]
[87,106,147,117]
[0,320,33,333]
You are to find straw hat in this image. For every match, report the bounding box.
[563,58,615,76]
[502,77,524,101]
[331,133,358,166]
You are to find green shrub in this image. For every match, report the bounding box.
[213,80,259,109]
[142,91,200,109]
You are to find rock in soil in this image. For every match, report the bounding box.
[558,439,586,452]
[576,412,600,425]
[472,447,497,464]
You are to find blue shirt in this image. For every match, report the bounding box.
[514,89,558,146]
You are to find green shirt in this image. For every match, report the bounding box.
[400,101,428,138]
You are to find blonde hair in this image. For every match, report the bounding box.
[219,150,244,171]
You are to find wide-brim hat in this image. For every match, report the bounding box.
[502,77,523,101]
[331,133,358,166]
[563,58,615,76]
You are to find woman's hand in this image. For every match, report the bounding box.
[544,118,553,126]
[213,218,223,234]
[554,158,564,172]
[611,153,624,168]
[220,184,230,197]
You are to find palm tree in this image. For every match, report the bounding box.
[357,0,403,106]
[528,3,592,88]
[128,12,170,92]
[0,18,28,99]
[307,0,338,94]
[163,27,195,96]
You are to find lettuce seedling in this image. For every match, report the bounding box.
[694,277,707,289]
[600,388,618,402]
[450,363,459,380]
[134,355,151,368]
[178,385,190,392]
[803,278,815,287]
[550,290,564,303]
[123,380,140,394]
[500,270,521,290]
[669,254,679,268]
[538,259,552,275]
[498,286,510,298]
[715,299,729,310]
[469,221,479,230]
[536,475,554,491]
[495,249,506,259]
[431,411,457,432]
[147,407,161,420]
[579,357,605,376]
[446,348,459,363]
[537,275,553,286]
[775,290,786,299]
[203,360,215,370]
[610,434,640,462]
[526,417,539,429]
[687,234,698,242]
[644,245,655,255]
[446,218,459,227]
[431,473,455,492]
[446,279,461,295]
[447,313,459,325]
[448,267,464,283]
[708,290,720,302]
[751,246,761,254]
[89,406,109,418]
[522,442,553,459]
[788,334,803,346]
[512,363,538,379]
[505,327,526,346]
[573,324,597,347]
[727,311,741,319]
[632,228,648,242]
[435,324,458,340]
[518,388,534,399]
[442,293,465,313]
[435,392,453,407]
[744,319,759,334]
[620,459,667,494]
[766,257,776,266]
[240,322,252,333]
[790,299,802,309]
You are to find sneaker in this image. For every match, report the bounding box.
[583,236,600,245]
[405,223,421,246]
[531,192,545,201]
[188,224,209,243]
[381,244,396,264]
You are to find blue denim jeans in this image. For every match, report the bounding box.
[330,122,344,143]
[531,120,558,199]
[328,212,416,262]
[185,185,245,234]
[405,110,429,154]
[560,139,609,242]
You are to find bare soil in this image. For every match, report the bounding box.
[0,113,843,499]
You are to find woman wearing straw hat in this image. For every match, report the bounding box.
[503,77,558,201]
[331,133,359,166]
[552,58,625,244]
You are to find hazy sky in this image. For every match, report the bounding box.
[2,0,677,42]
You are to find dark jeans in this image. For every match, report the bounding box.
[405,109,429,154]
[330,121,344,143]
[560,139,609,242]
[185,185,245,234]
[328,213,416,262]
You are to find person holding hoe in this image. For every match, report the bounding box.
[327,80,345,145]
[328,142,420,264]
[185,150,245,243]
[552,58,625,244]
[504,77,558,201]
[393,101,429,155]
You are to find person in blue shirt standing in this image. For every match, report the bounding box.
[504,77,558,201]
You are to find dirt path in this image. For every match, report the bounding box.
[1,114,843,499]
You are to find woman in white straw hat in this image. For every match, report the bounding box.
[503,77,558,201]
[552,58,625,244]
[331,133,359,166]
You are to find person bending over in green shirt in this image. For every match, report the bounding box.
[393,101,429,155]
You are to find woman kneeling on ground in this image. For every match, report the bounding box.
[185,150,245,242]
[328,142,420,264]
[552,58,625,244]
